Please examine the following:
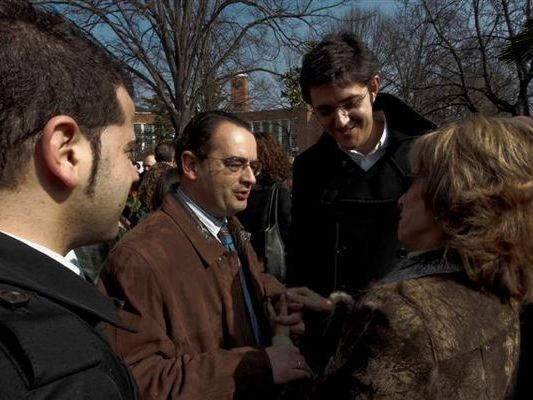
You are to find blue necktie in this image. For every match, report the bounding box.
[218,225,236,252]
[218,224,265,346]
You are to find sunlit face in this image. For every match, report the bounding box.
[85,86,139,240]
[310,79,379,152]
[193,122,257,218]
[397,176,443,251]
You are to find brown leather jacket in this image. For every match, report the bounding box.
[310,252,519,399]
[101,193,285,400]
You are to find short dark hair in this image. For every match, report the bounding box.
[175,111,250,175]
[299,32,380,105]
[0,0,133,193]
[154,141,175,163]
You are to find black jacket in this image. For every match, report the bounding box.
[237,183,291,258]
[0,233,138,399]
[288,93,436,296]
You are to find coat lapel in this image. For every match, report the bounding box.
[0,233,127,329]
[160,192,227,267]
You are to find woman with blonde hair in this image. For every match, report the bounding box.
[287,116,533,399]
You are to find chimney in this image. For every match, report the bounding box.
[230,74,251,112]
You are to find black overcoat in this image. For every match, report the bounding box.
[0,233,138,399]
[288,93,436,296]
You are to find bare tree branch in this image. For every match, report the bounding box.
[35,0,353,135]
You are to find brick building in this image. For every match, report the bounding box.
[133,111,163,159]
[230,74,322,154]
[132,75,324,158]
[237,107,321,155]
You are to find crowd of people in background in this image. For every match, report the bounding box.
[1,1,533,400]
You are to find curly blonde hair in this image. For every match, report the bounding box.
[410,116,533,304]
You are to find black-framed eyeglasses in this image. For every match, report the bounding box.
[205,156,262,176]
[313,89,369,119]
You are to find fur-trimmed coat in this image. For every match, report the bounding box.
[310,251,519,400]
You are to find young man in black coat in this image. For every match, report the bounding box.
[286,33,437,374]
[0,1,139,398]
[288,33,436,297]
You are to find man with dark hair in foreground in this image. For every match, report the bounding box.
[101,110,310,399]
[0,1,139,398]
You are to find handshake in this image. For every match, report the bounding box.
[264,288,333,384]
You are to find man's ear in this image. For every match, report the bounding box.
[370,75,380,103]
[39,116,88,189]
[181,150,200,180]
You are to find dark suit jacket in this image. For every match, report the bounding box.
[288,93,436,297]
[0,233,137,399]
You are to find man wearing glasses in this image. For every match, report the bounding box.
[288,33,436,299]
[101,111,310,399]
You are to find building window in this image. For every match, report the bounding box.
[134,123,159,160]
[248,118,294,153]
[260,121,269,132]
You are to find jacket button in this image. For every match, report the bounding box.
[396,247,408,259]
[336,246,348,257]
[112,297,125,309]
[0,289,30,307]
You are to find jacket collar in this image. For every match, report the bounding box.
[161,192,248,267]
[0,232,128,329]
[380,249,463,284]
[373,92,436,136]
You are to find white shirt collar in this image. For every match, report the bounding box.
[340,115,389,171]
[176,187,225,242]
[0,231,82,276]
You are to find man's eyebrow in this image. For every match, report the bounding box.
[341,94,366,103]
[225,156,248,162]
[315,94,365,109]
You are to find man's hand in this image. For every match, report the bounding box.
[286,287,333,314]
[265,345,312,384]
[266,293,305,337]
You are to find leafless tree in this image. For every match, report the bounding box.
[331,0,532,123]
[396,0,532,120]
[36,0,351,135]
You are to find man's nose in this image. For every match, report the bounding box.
[333,108,350,129]
[241,165,256,185]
